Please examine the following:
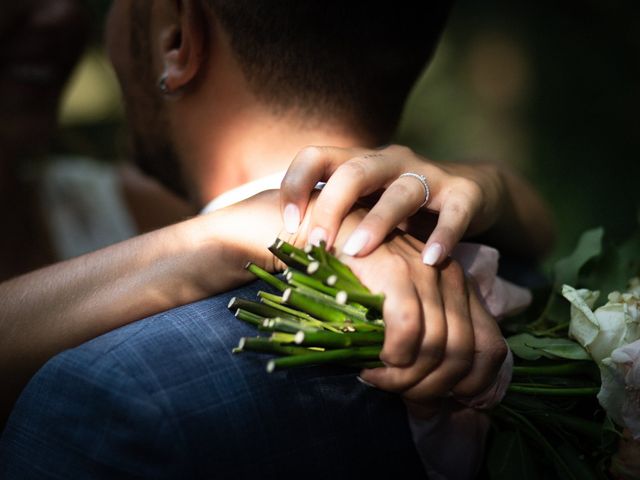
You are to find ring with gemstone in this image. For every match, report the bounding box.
[398,172,430,208]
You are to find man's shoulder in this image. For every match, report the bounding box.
[1,283,265,477]
[45,279,264,392]
[2,281,427,479]
[70,296,233,362]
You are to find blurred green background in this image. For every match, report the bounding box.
[57,0,640,269]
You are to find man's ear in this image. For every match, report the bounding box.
[155,0,208,94]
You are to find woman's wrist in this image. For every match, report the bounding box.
[187,189,368,295]
[442,161,505,233]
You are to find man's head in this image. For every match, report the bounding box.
[206,1,452,139]
[106,0,452,200]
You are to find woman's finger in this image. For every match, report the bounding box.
[421,180,483,266]
[306,154,400,247]
[450,284,507,398]
[341,174,432,257]
[401,260,475,403]
[342,251,422,368]
[359,241,447,392]
[280,146,357,233]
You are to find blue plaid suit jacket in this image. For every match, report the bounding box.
[0,280,425,479]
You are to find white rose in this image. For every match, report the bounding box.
[601,339,640,439]
[562,285,640,363]
[562,281,640,436]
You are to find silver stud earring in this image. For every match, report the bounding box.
[158,74,170,95]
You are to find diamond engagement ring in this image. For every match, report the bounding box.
[399,172,430,208]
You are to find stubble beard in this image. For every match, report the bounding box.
[124,0,189,200]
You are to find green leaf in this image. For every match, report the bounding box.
[534,412,603,443]
[487,430,538,480]
[529,228,603,331]
[580,227,640,306]
[542,292,571,326]
[508,333,590,360]
[496,405,579,480]
[553,227,604,289]
[501,393,563,414]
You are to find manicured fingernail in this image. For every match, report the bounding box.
[283,203,300,233]
[342,230,370,256]
[422,243,443,266]
[308,227,327,247]
[356,376,377,388]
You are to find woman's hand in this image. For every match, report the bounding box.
[280,144,554,264]
[335,231,508,417]
[235,191,508,409]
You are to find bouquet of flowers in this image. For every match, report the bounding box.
[490,226,640,479]
[230,239,386,372]
[229,227,640,479]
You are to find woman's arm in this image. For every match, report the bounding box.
[0,187,510,433]
[279,145,554,263]
[0,190,285,415]
[432,160,555,260]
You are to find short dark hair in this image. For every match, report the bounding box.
[208,1,453,141]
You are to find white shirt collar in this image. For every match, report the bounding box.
[200,171,286,214]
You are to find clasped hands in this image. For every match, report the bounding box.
[276,145,509,417]
[227,145,510,416]
[325,214,507,419]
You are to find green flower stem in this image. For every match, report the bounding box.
[245,263,288,292]
[259,298,343,333]
[234,337,312,356]
[286,269,340,297]
[536,412,603,443]
[291,284,370,322]
[234,309,265,327]
[294,330,384,348]
[290,277,368,315]
[268,239,313,270]
[283,288,353,324]
[229,297,298,322]
[507,385,600,396]
[336,290,384,313]
[278,239,310,260]
[306,260,338,284]
[500,395,604,442]
[264,317,320,334]
[266,346,382,372]
[270,332,297,343]
[512,362,595,376]
[308,241,330,267]
[495,404,576,479]
[289,252,312,268]
[282,288,384,331]
[307,260,367,294]
[287,280,340,304]
[288,239,367,293]
[345,321,385,333]
[260,297,312,319]
[326,254,364,289]
[268,240,301,268]
[258,291,286,305]
[531,322,571,337]
[310,243,368,291]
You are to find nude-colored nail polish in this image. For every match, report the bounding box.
[422,243,443,266]
[342,230,370,256]
[283,204,300,234]
[308,227,327,246]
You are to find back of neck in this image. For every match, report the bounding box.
[185,108,376,206]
